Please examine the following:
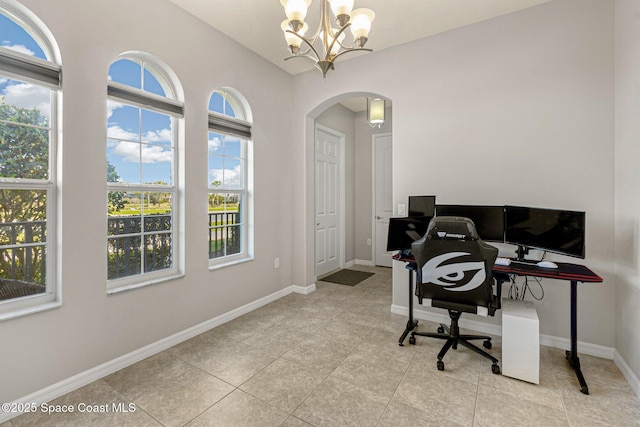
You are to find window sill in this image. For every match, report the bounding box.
[107,273,185,295]
[209,255,254,271]
[0,299,62,322]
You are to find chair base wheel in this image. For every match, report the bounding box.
[483,339,492,349]
[492,364,501,375]
[437,326,445,333]
[409,336,416,345]
[437,360,445,371]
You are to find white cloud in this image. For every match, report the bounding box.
[1,81,51,122]
[144,128,171,143]
[2,43,35,56]
[209,164,241,188]
[208,135,221,152]
[107,126,173,164]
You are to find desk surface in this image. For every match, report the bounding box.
[393,253,603,283]
[493,260,602,283]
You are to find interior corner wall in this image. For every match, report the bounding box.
[292,0,616,348]
[1,0,294,404]
[614,0,640,387]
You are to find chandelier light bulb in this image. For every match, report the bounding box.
[328,0,354,26]
[280,0,312,32]
[350,8,375,47]
[281,19,308,54]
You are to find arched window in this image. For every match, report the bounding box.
[0,0,61,319]
[106,53,183,291]
[208,89,253,267]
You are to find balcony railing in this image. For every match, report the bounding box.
[0,220,46,284]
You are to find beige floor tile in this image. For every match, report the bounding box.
[281,335,354,373]
[394,366,478,426]
[474,383,569,427]
[293,376,389,426]
[240,358,328,413]
[103,352,233,426]
[10,381,160,427]
[188,389,288,427]
[377,396,465,427]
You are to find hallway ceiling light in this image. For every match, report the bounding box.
[280,0,375,78]
[367,97,385,128]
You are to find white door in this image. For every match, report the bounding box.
[315,125,343,277]
[374,133,393,267]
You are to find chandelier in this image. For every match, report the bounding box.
[280,0,375,78]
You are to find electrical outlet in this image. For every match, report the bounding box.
[274,258,280,268]
[398,203,406,216]
[367,238,372,246]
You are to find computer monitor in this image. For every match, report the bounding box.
[386,216,432,252]
[504,206,586,259]
[408,195,436,217]
[435,205,505,242]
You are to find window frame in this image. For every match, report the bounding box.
[207,90,253,269]
[0,1,61,320]
[106,53,184,293]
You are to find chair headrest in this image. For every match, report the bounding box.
[426,216,480,241]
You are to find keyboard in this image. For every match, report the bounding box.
[495,257,512,266]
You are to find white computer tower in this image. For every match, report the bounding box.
[501,298,540,384]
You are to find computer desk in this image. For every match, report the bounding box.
[393,253,603,395]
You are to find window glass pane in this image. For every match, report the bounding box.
[143,67,166,97]
[222,157,242,189]
[141,191,172,217]
[141,110,171,146]
[108,59,141,89]
[107,139,140,184]
[208,91,236,118]
[107,235,142,280]
[107,103,140,140]
[208,193,242,259]
[208,132,222,154]
[0,121,49,179]
[141,146,173,185]
[144,232,172,273]
[208,155,223,188]
[0,78,51,125]
[223,137,242,157]
[0,14,48,60]
[0,189,47,285]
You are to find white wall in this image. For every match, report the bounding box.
[292,0,616,349]
[1,0,294,404]
[614,0,640,389]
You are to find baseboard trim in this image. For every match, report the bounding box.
[355,259,374,266]
[390,304,615,359]
[292,283,316,295]
[0,286,295,423]
[614,349,640,399]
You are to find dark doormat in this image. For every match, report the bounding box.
[320,269,374,286]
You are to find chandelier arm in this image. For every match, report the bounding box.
[285,29,322,62]
[331,47,372,61]
[325,23,351,56]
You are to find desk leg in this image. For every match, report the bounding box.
[565,280,589,395]
[399,266,418,346]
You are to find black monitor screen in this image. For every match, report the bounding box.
[386,216,432,251]
[436,205,505,242]
[408,195,436,217]
[504,206,585,258]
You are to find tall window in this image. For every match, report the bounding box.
[208,89,252,267]
[0,2,61,319]
[106,53,183,291]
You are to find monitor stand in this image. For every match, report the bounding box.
[515,245,529,261]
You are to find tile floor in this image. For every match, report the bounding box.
[5,266,640,426]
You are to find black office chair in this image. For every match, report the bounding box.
[408,216,501,374]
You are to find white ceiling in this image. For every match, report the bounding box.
[168,0,552,111]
